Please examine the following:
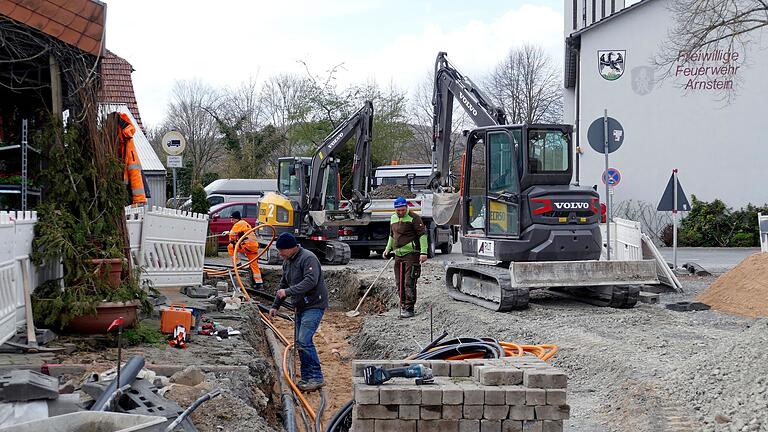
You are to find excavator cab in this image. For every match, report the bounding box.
[463,127,522,238]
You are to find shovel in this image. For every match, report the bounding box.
[346,257,393,317]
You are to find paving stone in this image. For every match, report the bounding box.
[460,419,481,432]
[479,367,523,386]
[380,385,421,405]
[505,386,527,405]
[522,420,543,432]
[522,370,567,389]
[502,420,524,432]
[450,361,472,377]
[542,420,563,432]
[481,419,502,432]
[421,405,442,420]
[357,404,399,419]
[443,385,464,404]
[484,405,510,420]
[463,385,485,405]
[354,384,379,404]
[545,390,567,406]
[400,405,420,420]
[422,386,443,405]
[375,419,416,432]
[485,387,506,405]
[464,404,484,420]
[443,404,464,420]
[525,388,546,406]
[419,419,460,432]
[351,419,374,431]
[508,406,535,421]
[534,405,570,421]
[430,360,451,376]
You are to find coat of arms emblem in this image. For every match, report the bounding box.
[598,50,626,81]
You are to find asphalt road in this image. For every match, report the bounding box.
[657,247,759,273]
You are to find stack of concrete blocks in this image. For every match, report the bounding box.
[351,356,569,432]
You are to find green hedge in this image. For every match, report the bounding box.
[669,196,767,247]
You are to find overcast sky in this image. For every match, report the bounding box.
[103,0,565,127]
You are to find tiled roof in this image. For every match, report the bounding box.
[0,0,106,56]
[98,50,144,131]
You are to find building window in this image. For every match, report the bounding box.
[611,0,615,13]
[602,0,606,18]
[573,0,578,29]
[592,0,596,23]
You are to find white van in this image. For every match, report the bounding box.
[203,178,277,207]
[173,178,277,210]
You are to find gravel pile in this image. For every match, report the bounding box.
[346,259,766,432]
[370,184,416,199]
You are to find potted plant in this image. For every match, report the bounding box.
[30,111,152,333]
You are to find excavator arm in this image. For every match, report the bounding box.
[307,100,374,214]
[431,52,506,189]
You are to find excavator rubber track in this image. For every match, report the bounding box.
[445,262,530,311]
[321,240,351,265]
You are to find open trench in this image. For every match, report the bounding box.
[240,265,395,431]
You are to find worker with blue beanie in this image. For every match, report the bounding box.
[383,196,428,318]
[270,232,327,392]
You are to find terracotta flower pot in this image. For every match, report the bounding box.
[88,258,126,288]
[65,300,139,334]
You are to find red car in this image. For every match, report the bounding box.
[209,202,260,249]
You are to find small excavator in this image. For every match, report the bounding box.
[430,52,657,310]
[258,101,374,265]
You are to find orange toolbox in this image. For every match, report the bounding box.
[160,304,193,334]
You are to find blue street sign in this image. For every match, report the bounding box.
[602,167,621,186]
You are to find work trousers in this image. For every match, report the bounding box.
[295,307,325,381]
[394,252,421,312]
[227,240,263,284]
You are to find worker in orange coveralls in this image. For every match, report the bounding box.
[115,112,148,206]
[226,211,263,287]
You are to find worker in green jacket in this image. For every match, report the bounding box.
[383,196,428,318]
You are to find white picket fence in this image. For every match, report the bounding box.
[0,212,64,346]
[759,213,768,253]
[126,206,209,288]
[601,218,682,291]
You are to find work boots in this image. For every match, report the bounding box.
[298,379,325,392]
[400,310,415,318]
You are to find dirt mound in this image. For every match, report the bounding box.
[370,184,416,199]
[697,253,768,317]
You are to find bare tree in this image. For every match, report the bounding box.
[260,73,312,172]
[654,0,766,99]
[163,80,222,184]
[407,72,469,166]
[613,200,674,245]
[659,0,767,66]
[209,76,282,178]
[485,44,563,124]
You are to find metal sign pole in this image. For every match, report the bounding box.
[173,167,178,209]
[673,169,678,269]
[603,109,611,260]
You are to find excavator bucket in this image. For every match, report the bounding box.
[432,192,461,225]
[309,210,371,226]
[508,259,658,288]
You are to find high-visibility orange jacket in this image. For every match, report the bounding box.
[116,113,147,206]
[229,219,258,247]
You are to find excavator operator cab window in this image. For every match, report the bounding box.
[466,135,486,235]
[278,160,301,196]
[528,130,569,173]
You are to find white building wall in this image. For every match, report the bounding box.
[568,0,768,207]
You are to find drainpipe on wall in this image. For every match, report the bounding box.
[574,45,582,186]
